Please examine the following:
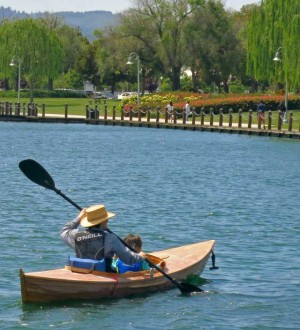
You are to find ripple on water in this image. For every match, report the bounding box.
[0,123,300,329]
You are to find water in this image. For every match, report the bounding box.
[0,122,299,329]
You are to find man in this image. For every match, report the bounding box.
[166,101,174,122]
[185,101,191,121]
[257,100,267,128]
[60,204,145,271]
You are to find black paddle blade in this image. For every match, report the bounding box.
[178,282,204,294]
[19,159,56,190]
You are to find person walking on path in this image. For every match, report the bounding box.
[278,101,287,124]
[166,101,174,122]
[257,100,267,128]
[185,101,191,121]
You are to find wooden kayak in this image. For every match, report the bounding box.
[20,240,215,303]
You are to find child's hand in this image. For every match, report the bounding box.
[139,251,147,259]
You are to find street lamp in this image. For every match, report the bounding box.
[273,47,288,123]
[126,52,140,108]
[10,58,21,104]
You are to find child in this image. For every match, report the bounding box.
[112,234,150,273]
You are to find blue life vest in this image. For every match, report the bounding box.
[67,256,106,272]
[116,260,143,273]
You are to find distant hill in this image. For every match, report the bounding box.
[0,6,120,40]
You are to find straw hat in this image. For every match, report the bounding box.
[80,204,115,228]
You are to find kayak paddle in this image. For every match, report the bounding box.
[19,158,204,294]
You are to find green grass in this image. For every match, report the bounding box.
[0,97,121,116]
[2,96,300,130]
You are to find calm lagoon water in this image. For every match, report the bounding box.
[0,122,299,329]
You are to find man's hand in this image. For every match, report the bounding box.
[78,208,87,220]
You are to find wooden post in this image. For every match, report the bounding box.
[257,110,262,129]
[229,109,233,127]
[27,103,31,116]
[5,102,9,115]
[288,112,293,131]
[138,107,142,122]
[219,108,223,127]
[22,103,26,116]
[248,110,252,128]
[113,106,116,121]
[104,104,107,120]
[64,104,68,119]
[129,106,133,121]
[15,102,19,115]
[201,108,205,126]
[209,108,214,126]
[277,110,282,131]
[267,110,272,130]
[192,107,195,125]
[174,108,177,124]
[147,106,151,123]
[165,107,168,123]
[238,109,242,128]
[182,108,186,125]
[156,107,160,123]
[121,107,124,121]
[95,104,99,119]
[42,104,46,117]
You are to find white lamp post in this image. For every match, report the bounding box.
[126,52,140,108]
[10,58,21,104]
[273,47,288,123]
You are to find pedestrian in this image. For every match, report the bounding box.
[257,100,267,128]
[185,101,191,121]
[60,204,145,272]
[278,101,287,123]
[166,101,174,122]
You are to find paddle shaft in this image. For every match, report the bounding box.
[54,187,82,211]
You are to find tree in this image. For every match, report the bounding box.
[38,14,89,90]
[76,42,99,88]
[247,0,300,90]
[229,3,260,92]
[93,29,129,94]
[0,18,64,101]
[184,0,244,93]
[117,0,204,91]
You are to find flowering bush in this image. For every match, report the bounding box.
[122,92,300,113]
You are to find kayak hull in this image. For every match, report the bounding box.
[20,240,215,303]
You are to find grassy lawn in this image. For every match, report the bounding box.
[2,96,300,130]
[2,97,121,116]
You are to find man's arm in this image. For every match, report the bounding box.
[60,216,81,250]
[104,232,144,265]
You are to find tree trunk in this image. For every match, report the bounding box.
[12,76,18,91]
[29,78,34,103]
[223,81,229,93]
[1,78,9,90]
[171,67,181,91]
[48,77,54,91]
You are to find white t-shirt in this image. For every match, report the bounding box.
[167,104,173,111]
[185,103,191,115]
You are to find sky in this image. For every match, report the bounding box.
[0,0,260,14]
